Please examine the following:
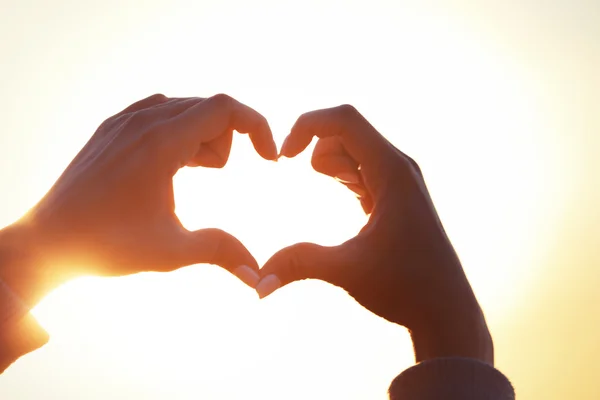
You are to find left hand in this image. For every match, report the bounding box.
[0,93,277,306]
[255,105,492,364]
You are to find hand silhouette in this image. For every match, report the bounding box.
[2,94,276,306]
[1,98,492,366]
[256,105,493,364]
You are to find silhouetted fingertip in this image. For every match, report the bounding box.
[266,141,279,161]
[233,265,260,288]
[256,274,281,298]
[269,143,280,161]
[279,135,294,157]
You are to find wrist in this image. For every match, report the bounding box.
[410,305,494,366]
[0,222,65,307]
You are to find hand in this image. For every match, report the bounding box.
[256,105,493,364]
[0,93,277,306]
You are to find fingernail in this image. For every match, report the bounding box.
[255,274,281,299]
[233,265,260,288]
[336,172,361,184]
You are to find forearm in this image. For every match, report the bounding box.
[394,271,501,398]
[393,307,505,399]
[405,240,494,365]
[409,302,494,365]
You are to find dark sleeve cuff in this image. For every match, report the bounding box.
[0,279,49,373]
[389,357,515,400]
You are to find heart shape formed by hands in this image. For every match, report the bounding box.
[3,93,492,367]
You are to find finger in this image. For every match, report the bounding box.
[166,94,277,162]
[187,128,234,168]
[281,105,404,196]
[311,137,360,180]
[117,93,169,116]
[343,182,366,197]
[256,242,358,298]
[359,193,374,214]
[178,228,261,289]
[280,105,391,165]
[311,137,371,211]
[233,102,278,161]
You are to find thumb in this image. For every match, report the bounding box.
[256,241,357,299]
[179,228,261,289]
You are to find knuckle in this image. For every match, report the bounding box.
[96,116,117,132]
[395,152,422,177]
[295,111,313,128]
[388,155,424,187]
[197,228,228,261]
[337,104,358,118]
[148,93,167,102]
[407,156,422,176]
[257,114,269,129]
[287,244,306,280]
[297,111,311,122]
[205,227,229,242]
[250,113,269,134]
[396,156,414,173]
[209,93,233,108]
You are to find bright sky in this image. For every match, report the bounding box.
[0,0,598,399]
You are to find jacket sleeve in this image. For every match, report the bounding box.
[388,357,515,400]
[0,279,49,374]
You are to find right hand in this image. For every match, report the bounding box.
[256,105,493,364]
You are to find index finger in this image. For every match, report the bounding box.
[166,94,278,162]
[280,105,392,166]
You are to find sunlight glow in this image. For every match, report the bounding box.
[1,0,591,399]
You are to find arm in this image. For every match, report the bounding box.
[0,93,276,373]
[256,105,515,399]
